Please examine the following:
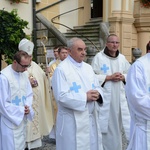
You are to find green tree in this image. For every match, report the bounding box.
[140,0,150,8]
[0,9,29,69]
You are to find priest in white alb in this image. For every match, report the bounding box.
[52,37,104,150]
[91,34,131,150]
[125,41,150,150]
[0,51,34,150]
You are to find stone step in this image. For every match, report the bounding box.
[65,29,99,34]
[73,24,100,29]
[64,33,99,38]
[35,13,108,64]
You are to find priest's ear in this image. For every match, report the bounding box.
[68,48,71,54]
[146,41,150,53]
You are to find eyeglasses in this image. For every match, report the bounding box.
[16,60,31,68]
[107,41,120,44]
[53,50,58,53]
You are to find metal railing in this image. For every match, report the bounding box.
[34,0,100,51]
[32,0,66,62]
[51,7,99,50]
[36,0,65,14]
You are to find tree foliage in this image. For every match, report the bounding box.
[9,0,22,4]
[0,9,29,63]
[140,0,150,8]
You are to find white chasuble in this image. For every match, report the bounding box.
[52,56,103,150]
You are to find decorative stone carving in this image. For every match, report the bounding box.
[132,48,142,62]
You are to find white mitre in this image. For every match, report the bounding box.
[18,38,34,56]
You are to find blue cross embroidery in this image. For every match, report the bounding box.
[92,83,95,89]
[101,64,109,73]
[70,82,81,93]
[148,87,150,93]
[12,96,21,106]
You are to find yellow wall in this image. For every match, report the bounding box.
[78,0,91,26]
[0,0,32,69]
[134,0,150,55]
[36,0,90,33]
[0,0,33,35]
[107,0,135,62]
[2,0,150,64]
[106,0,150,61]
[36,0,59,21]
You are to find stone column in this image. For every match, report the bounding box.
[108,0,135,63]
[134,0,150,55]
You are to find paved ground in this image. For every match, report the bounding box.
[33,136,56,150]
[32,130,128,150]
[122,129,128,150]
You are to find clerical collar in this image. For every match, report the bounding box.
[10,64,20,74]
[104,47,119,58]
[68,55,83,67]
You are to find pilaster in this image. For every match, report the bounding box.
[109,11,135,62]
[134,0,150,55]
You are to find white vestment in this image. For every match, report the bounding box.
[25,61,54,149]
[91,50,131,150]
[49,59,56,66]
[52,55,104,150]
[125,53,150,150]
[0,65,34,150]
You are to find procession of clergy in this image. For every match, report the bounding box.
[0,35,149,150]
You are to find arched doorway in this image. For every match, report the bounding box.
[91,0,103,18]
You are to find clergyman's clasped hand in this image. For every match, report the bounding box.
[24,105,30,115]
[87,90,100,101]
[111,72,125,82]
[87,90,103,105]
